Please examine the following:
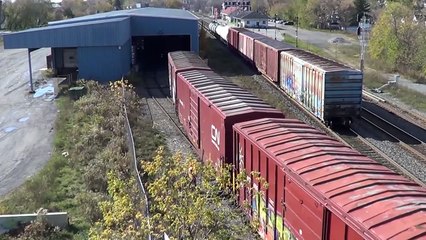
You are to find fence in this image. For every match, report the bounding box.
[122,85,152,240]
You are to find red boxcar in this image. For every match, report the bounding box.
[233,118,426,240]
[254,38,293,83]
[176,70,284,166]
[228,27,240,50]
[237,29,268,64]
[167,51,211,105]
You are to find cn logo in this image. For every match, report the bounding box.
[211,125,220,151]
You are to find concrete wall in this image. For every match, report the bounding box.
[77,39,131,82]
[0,212,68,234]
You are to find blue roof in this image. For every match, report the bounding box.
[4,17,131,49]
[49,7,198,26]
[3,7,199,50]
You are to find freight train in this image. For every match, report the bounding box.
[208,22,363,127]
[168,51,426,240]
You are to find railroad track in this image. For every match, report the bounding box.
[363,89,426,127]
[361,107,426,161]
[199,15,426,186]
[141,69,194,149]
[338,127,425,187]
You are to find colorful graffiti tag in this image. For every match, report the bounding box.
[251,185,296,240]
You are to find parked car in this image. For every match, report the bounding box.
[328,22,340,30]
[283,21,294,25]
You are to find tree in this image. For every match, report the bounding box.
[113,0,122,10]
[0,0,6,27]
[251,0,268,14]
[353,0,370,23]
[62,0,89,17]
[138,147,264,239]
[4,0,53,30]
[165,0,183,9]
[369,1,426,78]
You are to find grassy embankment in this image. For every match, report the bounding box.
[0,82,164,239]
[282,34,426,112]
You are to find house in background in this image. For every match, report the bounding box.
[220,6,239,22]
[222,0,251,11]
[233,11,268,28]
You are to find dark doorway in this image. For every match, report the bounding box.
[132,35,191,71]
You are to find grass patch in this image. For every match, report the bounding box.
[363,70,388,90]
[363,70,426,112]
[387,86,426,112]
[0,81,165,239]
[282,34,327,56]
[203,37,253,77]
[0,97,88,239]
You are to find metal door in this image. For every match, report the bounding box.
[189,90,200,147]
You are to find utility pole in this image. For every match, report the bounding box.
[358,13,369,73]
[274,14,277,40]
[296,16,299,47]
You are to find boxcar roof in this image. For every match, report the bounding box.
[255,36,295,50]
[283,49,360,73]
[179,70,281,117]
[232,28,294,49]
[234,118,426,240]
[168,51,210,70]
[232,28,269,41]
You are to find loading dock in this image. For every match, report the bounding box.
[132,35,191,70]
[3,8,199,83]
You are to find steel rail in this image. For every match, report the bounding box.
[349,127,426,187]
[361,107,426,162]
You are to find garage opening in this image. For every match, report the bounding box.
[52,47,79,81]
[132,35,190,71]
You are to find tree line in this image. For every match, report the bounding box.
[1,0,130,31]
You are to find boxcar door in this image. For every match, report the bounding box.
[276,168,287,240]
[293,58,304,103]
[189,90,200,148]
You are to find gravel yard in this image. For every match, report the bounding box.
[0,46,56,197]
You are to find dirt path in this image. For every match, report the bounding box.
[0,46,57,197]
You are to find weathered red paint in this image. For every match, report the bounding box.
[253,38,293,83]
[228,28,240,49]
[167,51,211,105]
[233,118,426,240]
[176,70,284,167]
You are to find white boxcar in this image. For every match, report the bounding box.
[280,49,363,126]
[216,25,230,42]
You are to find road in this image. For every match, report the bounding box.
[0,45,57,197]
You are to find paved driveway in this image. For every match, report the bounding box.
[0,45,57,197]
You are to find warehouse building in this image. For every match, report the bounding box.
[3,8,199,82]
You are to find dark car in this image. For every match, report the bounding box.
[283,21,294,25]
[328,22,340,30]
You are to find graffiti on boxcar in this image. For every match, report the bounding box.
[283,74,296,98]
[250,186,296,240]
